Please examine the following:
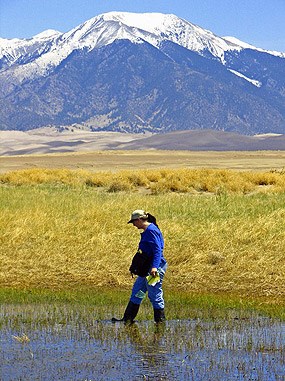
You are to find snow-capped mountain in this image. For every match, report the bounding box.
[0,12,284,134]
[1,12,283,83]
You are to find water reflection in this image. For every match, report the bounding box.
[0,305,284,381]
[124,322,170,380]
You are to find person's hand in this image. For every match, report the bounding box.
[150,268,158,277]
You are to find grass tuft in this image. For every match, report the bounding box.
[1,167,285,194]
[0,167,284,305]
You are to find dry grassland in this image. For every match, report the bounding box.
[1,150,285,173]
[0,162,285,299]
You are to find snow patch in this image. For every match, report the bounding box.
[32,30,62,40]
[223,36,258,50]
[223,36,285,58]
[228,69,262,87]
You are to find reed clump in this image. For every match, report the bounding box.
[0,167,284,300]
[1,167,285,194]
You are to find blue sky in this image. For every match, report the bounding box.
[0,0,284,52]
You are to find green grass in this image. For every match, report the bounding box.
[0,288,284,321]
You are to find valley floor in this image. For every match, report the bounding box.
[1,148,285,174]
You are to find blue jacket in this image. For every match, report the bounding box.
[138,223,166,269]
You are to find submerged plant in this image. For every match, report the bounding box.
[12,333,30,343]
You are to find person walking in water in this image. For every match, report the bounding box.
[113,210,167,323]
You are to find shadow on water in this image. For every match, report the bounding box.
[0,304,284,381]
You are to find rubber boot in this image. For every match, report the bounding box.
[154,308,166,323]
[123,301,140,323]
[112,301,140,323]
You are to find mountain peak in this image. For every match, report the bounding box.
[32,29,62,40]
[0,11,277,84]
[0,11,284,135]
[69,11,242,63]
[99,11,180,32]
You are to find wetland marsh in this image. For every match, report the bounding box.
[1,151,284,379]
[1,303,284,381]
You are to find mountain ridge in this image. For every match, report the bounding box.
[0,12,284,135]
[1,12,284,83]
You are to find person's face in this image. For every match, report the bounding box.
[131,218,145,229]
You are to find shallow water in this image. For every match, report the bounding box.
[0,306,284,381]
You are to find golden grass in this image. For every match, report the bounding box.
[1,167,285,194]
[0,167,284,300]
[12,334,30,343]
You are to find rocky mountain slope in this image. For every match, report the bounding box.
[0,12,284,135]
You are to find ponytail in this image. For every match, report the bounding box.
[146,213,159,228]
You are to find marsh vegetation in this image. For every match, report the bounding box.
[0,167,284,297]
[0,161,284,379]
[1,302,284,380]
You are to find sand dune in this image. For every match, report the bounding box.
[1,128,284,156]
[0,129,145,156]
